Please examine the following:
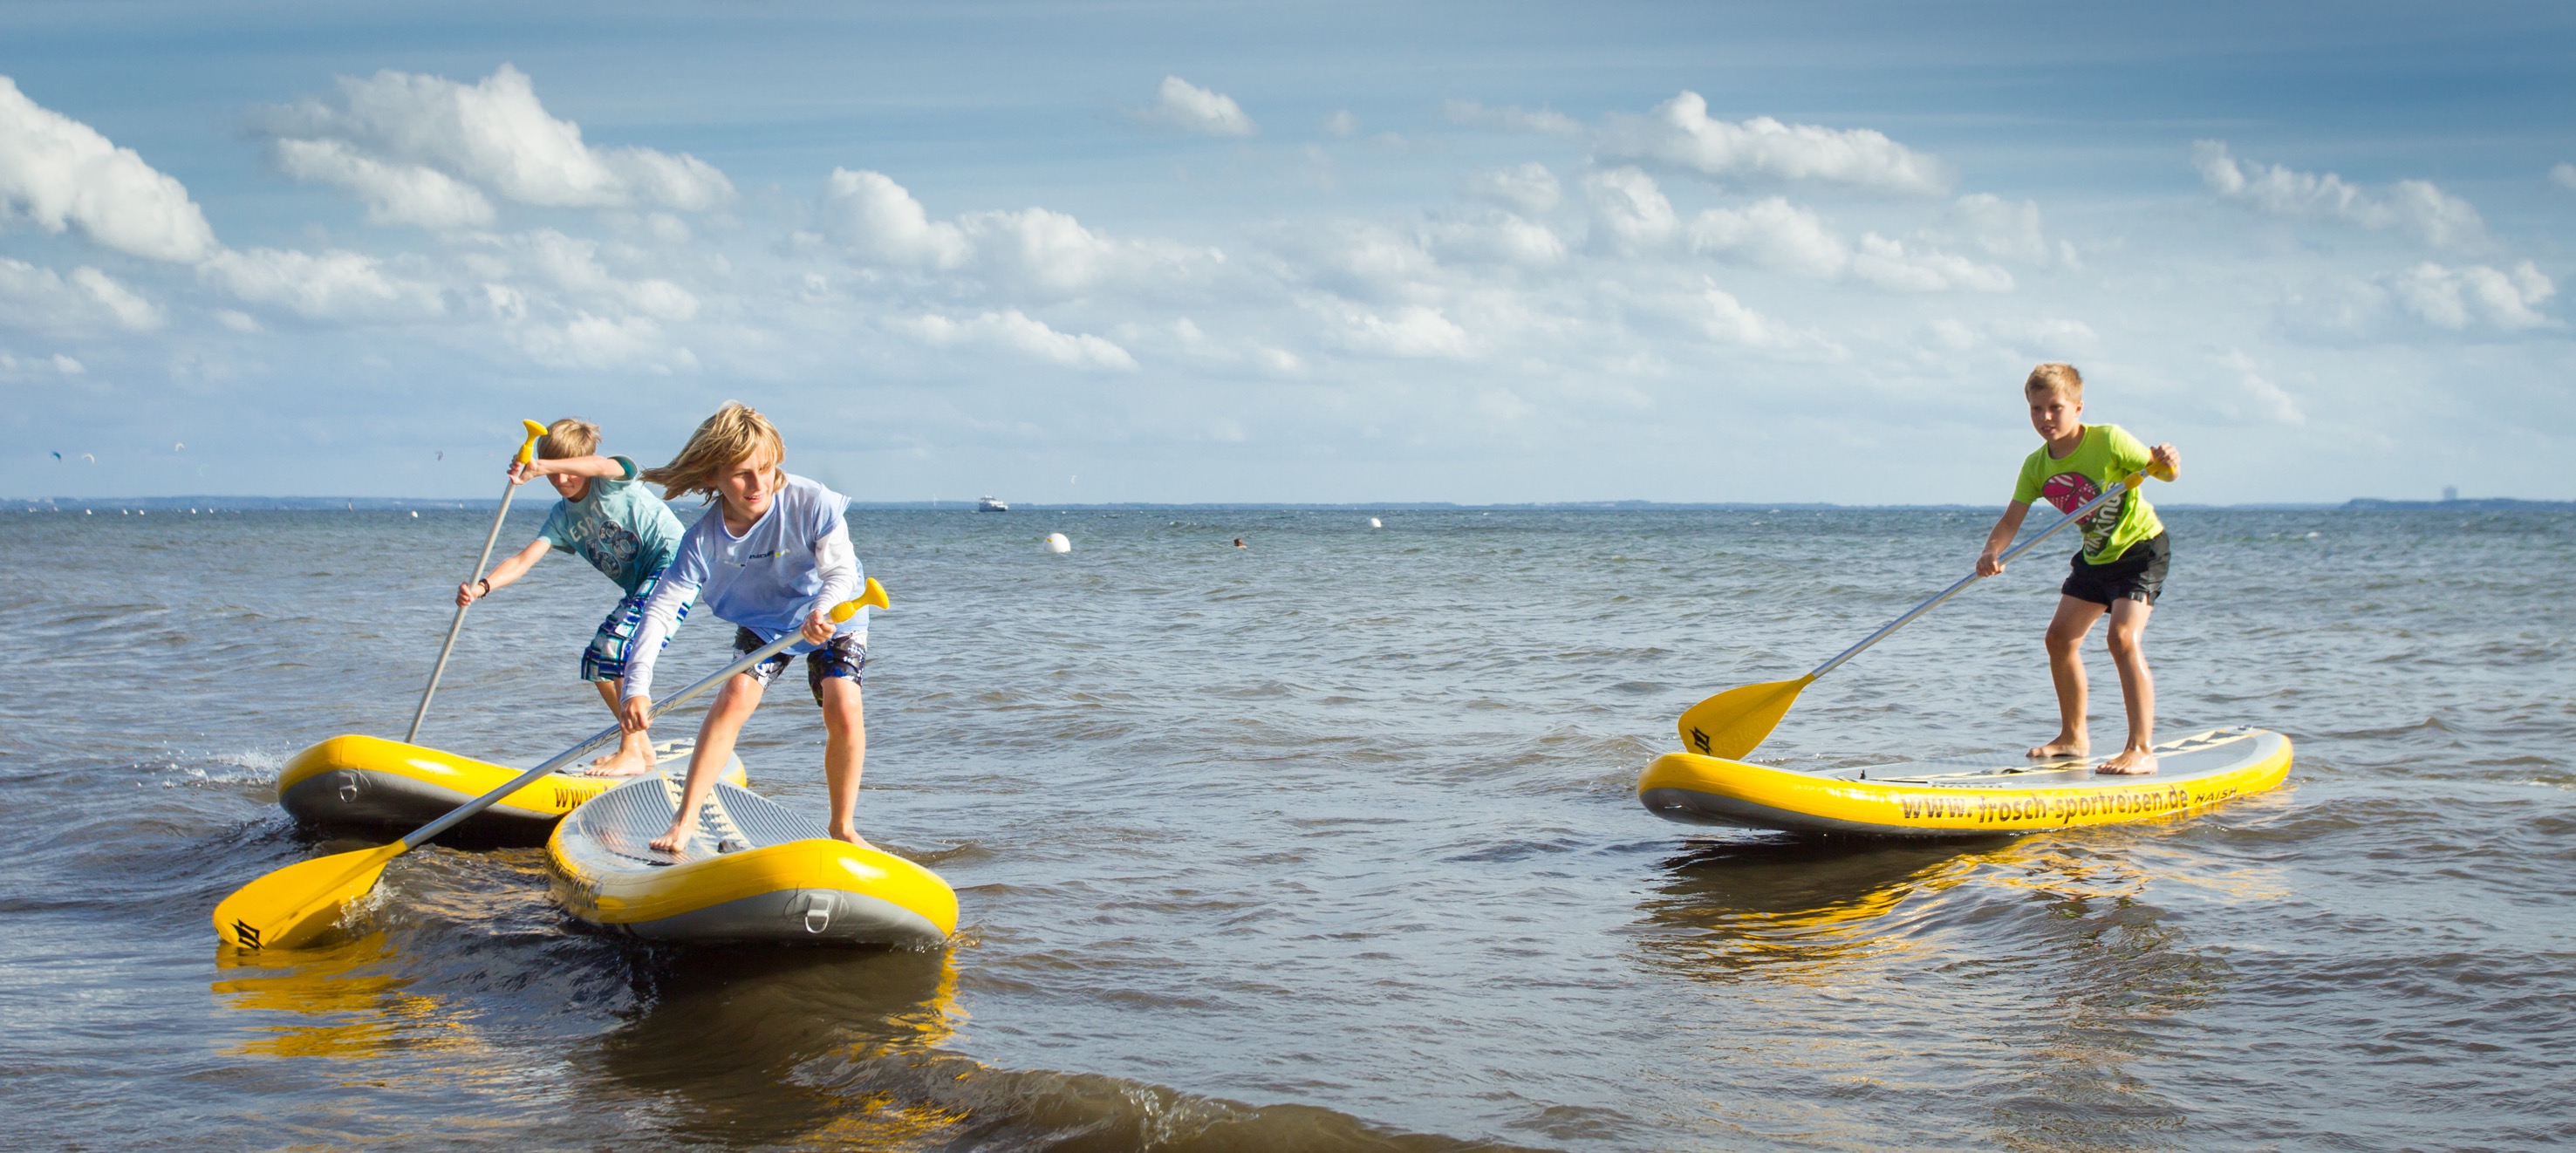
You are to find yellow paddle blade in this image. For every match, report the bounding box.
[213,842,407,952]
[1676,674,1816,761]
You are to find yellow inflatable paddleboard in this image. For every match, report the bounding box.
[276,734,746,844]
[1639,727,2291,837]
[546,773,956,946]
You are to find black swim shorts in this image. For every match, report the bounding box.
[735,626,865,706]
[2062,531,2169,607]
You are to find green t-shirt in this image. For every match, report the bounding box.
[536,455,687,595]
[2012,424,2165,565]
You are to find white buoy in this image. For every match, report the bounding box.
[1045,531,1072,554]
[1369,517,1383,529]
[410,510,419,518]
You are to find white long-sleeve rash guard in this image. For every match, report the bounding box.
[619,472,864,702]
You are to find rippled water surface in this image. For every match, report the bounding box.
[2,505,2569,1150]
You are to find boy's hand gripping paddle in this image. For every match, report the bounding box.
[1677,467,2171,761]
[405,420,550,743]
[216,580,892,951]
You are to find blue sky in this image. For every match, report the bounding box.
[3,1,2571,503]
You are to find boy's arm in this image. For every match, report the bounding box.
[616,570,700,715]
[458,538,550,606]
[1976,501,2032,576]
[799,524,860,643]
[510,454,629,483]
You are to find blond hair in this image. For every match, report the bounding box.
[537,417,600,460]
[2025,362,2084,401]
[642,401,785,501]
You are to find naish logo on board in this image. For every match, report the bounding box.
[1690,727,1712,754]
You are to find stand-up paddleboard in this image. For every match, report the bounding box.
[546,773,956,946]
[1639,727,2291,837]
[277,734,746,843]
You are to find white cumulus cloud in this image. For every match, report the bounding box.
[1848,234,2013,293]
[199,247,446,320]
[0,257,166,333]
[1325,304,1472,358]
[1583,167,1678,255]
[272,137,495,229]
[2193,140,2486,249]
[1421,209,1567,269]
[903,310,1138,370]
[1598,92,1950,194]
[1459,162,1561,214]
[820,169,1220,298]
[0,76,218,262]
[818,168,970,268]
[1685,197,1849,278]
[2217,351,2305,425]
[266,65,734,215]
[2387,261,2555,331]
[1133,76,1257,137]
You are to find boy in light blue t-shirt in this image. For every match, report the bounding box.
[457,417,692,775]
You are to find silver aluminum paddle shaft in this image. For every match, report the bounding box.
[396,623,817,850]
[1807,469,2151,681]
[407,420,548,743]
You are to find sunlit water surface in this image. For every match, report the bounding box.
[0,506,2567,1150]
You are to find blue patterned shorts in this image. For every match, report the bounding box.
[581,575,687,683]
[736,626,865,706]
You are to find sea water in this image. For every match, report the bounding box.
[0,506,2567,1150]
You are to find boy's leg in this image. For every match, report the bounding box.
[2095,597,2158,774]
[583,588,664,775]
[587,680,658,775]
[817,676,872,849]
[2032,595,2108,759]
[651,673,764,852]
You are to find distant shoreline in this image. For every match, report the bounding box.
[10,496,2572,513]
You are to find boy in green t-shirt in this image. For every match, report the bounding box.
[454,418,693,776]
[1973,364,2181,774]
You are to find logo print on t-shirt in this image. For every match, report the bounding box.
[2040,471,2121,553]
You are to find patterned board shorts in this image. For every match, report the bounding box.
[581,576,687,683]
[736,625,865,706]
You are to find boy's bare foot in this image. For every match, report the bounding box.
[2095,748,2159,775]
[583,746,656,777]
[2028,738,2087,761]
[827,825,878,852]
[648,819,697,853]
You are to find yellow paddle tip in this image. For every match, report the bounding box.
[830,577,891,622]
[213,842,406,952]
[516,419,548,463]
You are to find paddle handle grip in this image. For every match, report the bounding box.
[405,419,551,743]
[395,588,884,850]
[1807,468,2162,681]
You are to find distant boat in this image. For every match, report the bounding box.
[977,495,1009,512]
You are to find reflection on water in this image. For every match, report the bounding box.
[1637,834,2237,1152]
[593,945,965,1149]
[212,931,475,1061]
[1636,836,2008,979]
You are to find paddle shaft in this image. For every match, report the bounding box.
[406,422,548,742]
[396,620,830,849]
[1805,469,2155,681]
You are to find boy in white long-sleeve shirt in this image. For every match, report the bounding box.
[616,401,874,852]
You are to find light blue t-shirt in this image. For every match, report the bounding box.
[536,455,687,596]
[618,473,864,699]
